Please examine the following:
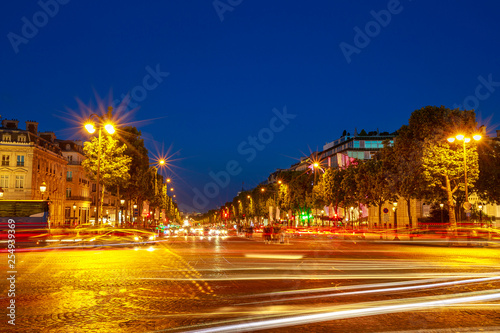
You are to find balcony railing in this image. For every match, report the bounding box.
[66,196,92,202]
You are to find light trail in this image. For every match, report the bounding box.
[179,289,500,333]
[236,275,500,305]
[140,272,500,281]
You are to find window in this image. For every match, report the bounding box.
[0,175,9,188]
[2,155,9,166]
[2,134,11,142]
[17,155,25,167]
[67,155,73,163]
[67,171,73,181]
[15,175,24,189]
[66,188,72,198]
[18,135,26,142]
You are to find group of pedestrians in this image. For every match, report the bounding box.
[263,224,287,244]
[239,225,254,238]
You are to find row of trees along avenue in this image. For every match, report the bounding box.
[199,106,500,229]
[82,126,180,226]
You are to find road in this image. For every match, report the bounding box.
[1,235,500,332]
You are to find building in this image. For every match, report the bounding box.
[319,129,394,169]
[0,119,67,226]
[57,140,92,226]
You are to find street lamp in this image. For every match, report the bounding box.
[478,204,483,224]
[84,106,115,227]
[440,203,444,223]
[72,203,77,227]
[393,202,399,240]
[40,181,47,200]
[447,133,481,223]
[0,187,4,199]
[120,199,125,227]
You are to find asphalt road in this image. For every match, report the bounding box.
[1,235,500,332]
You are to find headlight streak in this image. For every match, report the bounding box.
[236,275,500,306]
[181,289,500,333]
[139,272,500,282]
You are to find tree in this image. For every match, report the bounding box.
[475,138,500,204]
[117,127,150,226]
[356,158,396,227]
[82,135,131,222]
[422,140,479,228]
[387,106,479,228]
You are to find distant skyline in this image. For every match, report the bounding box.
[2,1,500,212]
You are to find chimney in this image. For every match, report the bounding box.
[25,121,38,134]
[2,119,19,129]
[40,132,56,143]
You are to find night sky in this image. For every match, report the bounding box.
[2,1,500,213]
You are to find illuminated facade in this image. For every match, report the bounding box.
[0,119,67,226]
[57,140,92,226]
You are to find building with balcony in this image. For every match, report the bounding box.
[0,119,67,226]
[57,140,92,226]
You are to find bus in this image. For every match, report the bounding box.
[0,200,50,245]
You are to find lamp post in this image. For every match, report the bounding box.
[440,203,444,223]
[393,202,399,240]
[478,204,483,225]
[447,133,481,224]
[84,106,115,227]
[120,199,125,227]
[72,203,77,227]
[40,181,47,200]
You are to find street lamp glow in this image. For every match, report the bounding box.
[447,137,455,143]
[261,188,265,192]
[0,187,4,198]
[84,123,96,134]
[456,134,465,141]
[40,181,47,194]
[464,137,471,143]
[473,134,482,141]
[313,162,319,168]
[166,178,171,183]
[104,123,115,134]
[158,159,166,166]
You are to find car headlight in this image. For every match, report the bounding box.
[134,237,139,241]
[149,236,154,240]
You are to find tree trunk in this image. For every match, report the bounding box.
[445,175,457,229]
[378,203,382,227]
[406,198,412,229]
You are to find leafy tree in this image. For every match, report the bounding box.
[83,135,131,222]
[475,138,500,204]
[356,158,396,227]
[388,106,479,228]
[422,140,479,228]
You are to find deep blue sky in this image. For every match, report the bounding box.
[2,1,500,213]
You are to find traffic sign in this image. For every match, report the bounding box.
[463,202,472,211]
